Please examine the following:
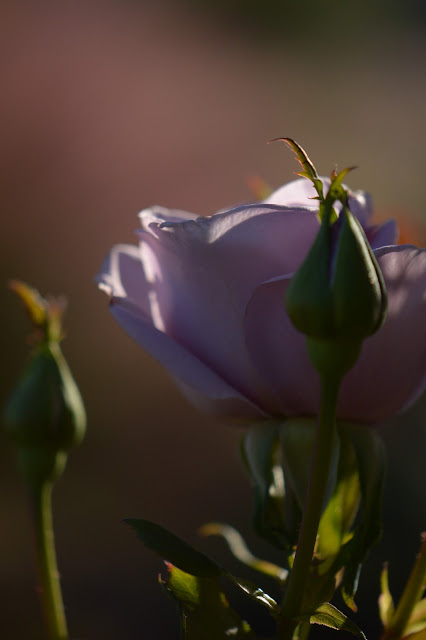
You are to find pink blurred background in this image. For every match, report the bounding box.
[1,2,426,638]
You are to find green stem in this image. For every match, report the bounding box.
[384,533,426,640]
[29,482,68,640]
[278,375,341,640]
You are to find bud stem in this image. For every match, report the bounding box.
[278,374,341,640]
[29,481,68,640]
[383,533,426,640]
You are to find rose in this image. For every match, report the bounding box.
[97,178,426,424]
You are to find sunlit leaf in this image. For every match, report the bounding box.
[332,423,386,611]
[162,564,257,639]
[404,629,426,640]
[326,167,357,206]
[404,598,426,637]
[296,602,366,638]
[8,280,66,343]
[317,425,360,570]
[9,280,47,327]
[385,535,426,640]
[270,137,324,202]
[379,564,395,626]
[228,575,279,615]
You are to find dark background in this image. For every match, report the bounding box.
[1,1,426,638]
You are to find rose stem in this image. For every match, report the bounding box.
[29,481,68,640]
[383,533,426,640]
[277,374,341,640]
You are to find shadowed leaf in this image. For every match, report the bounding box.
[125,518,223,578]
[241,423,290,549]
[200,522,287,582]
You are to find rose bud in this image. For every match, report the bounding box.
[285,197,387,379]
[3,282,86,484]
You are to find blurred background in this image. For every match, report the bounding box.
[1,1,426,638]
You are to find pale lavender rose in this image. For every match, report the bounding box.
[97,178,426,424]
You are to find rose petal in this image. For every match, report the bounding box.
[367,219,398,249]
[96,243,156,317]
[109,296,265,420]
[244,274,321,417]
[264,177,372,227]
[96,242,265,418]
[263,178,319,208]
[138,205,200,231]
[134,204,320,410]
[338,245,426,422]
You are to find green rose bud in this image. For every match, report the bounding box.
[3,282,86,485]
[286,204,386,340]
[285,187,387,380]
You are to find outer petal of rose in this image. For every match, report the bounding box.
[338,245,426,422]
[134,204,320,412]
[245,245,426,423]
[108,296,266,420]
[96,243,152,315]
[244,274,321,417]
[263,177,318,207]
[96,240,267,419]
[264,177,372,227]
[367,219,398,249]
[138,205,200,230]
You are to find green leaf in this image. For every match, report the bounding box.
[272,137,324,202]
[199,522,287,583]
[162,562,200,609]
[379,564,395,626]
[125,518,279,617]
[406,630,426,640]
[326,167,356,207]
[404,598,426,637]
[9,280,47,327]
[296,602,366,639]
[279,419,339,533]
[241,423,289,549]
[279,419,316,509]
[125,519,223,578]
[162,564,257,639]
[317,424,360,570]
[385,535,426,640]
[228,575,279,615]
[8,280,66,343]
[332,423,386,610]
